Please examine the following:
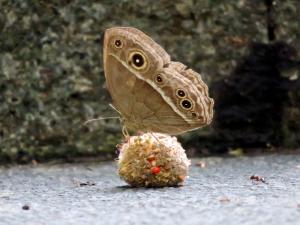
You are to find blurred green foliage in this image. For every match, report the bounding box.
[0,0,299,163]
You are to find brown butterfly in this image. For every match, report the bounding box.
[103,27,214,135]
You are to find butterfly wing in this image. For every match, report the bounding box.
[103,27,214,135]
[103,27,171,127]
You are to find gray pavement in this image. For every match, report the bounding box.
[0,155,299,225]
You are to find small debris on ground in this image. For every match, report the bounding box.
[79,181,96,186]
[84,167,93,171]
[219,197,231,203]
[22,205,30,210]
[195,160,206,168]
[250,175,267,184]
[72,179,96,187]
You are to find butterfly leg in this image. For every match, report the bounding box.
[121,121,130,139]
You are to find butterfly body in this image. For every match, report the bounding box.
[103,27,214,135]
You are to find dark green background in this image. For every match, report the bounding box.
[0,0,299,163]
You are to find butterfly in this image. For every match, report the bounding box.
[103,27,213,135]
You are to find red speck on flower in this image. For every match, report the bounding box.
[151,166,161,174]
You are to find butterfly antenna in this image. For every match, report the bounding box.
[84,103,124,126]
[109,103,122,114]
[83,116,120,126]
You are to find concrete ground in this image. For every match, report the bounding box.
[0,155,299,225]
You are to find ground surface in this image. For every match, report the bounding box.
[0,155,299,225]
